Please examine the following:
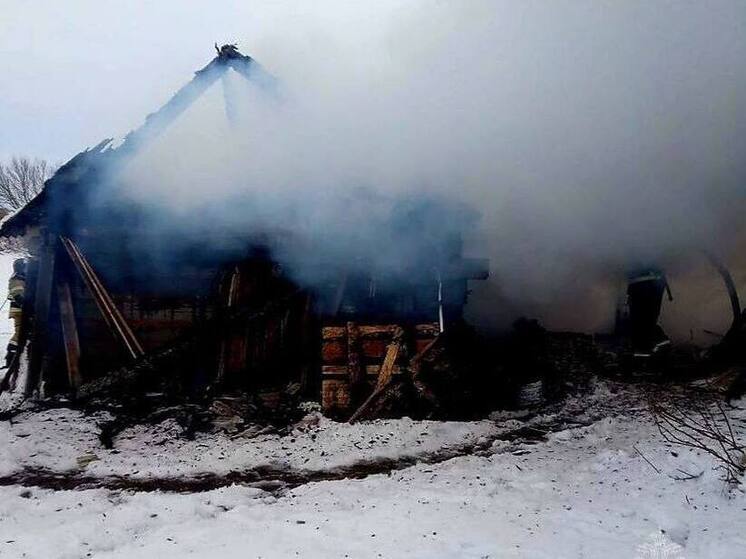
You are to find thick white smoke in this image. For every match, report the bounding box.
[110,1,746,338]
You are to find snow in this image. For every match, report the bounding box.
[94,415,495,478]
[1,383,744,558]
[1,410,496,480]
[0,408,112,476]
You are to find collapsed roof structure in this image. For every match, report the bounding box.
[0,46,488,419]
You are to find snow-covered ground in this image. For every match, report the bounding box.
[1,382,744,558]
[0,245,741,557]
[0,409,496,480]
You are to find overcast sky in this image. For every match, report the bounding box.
[2,1,744,163]
[0,0,405,161]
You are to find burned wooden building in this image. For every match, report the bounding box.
[0,46,488,418]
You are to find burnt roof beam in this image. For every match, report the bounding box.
[119,56,229,154]
[120,46,277,154]
[0,46,278,238]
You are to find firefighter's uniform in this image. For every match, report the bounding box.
[626,268,672,353]
[5,259,26,368]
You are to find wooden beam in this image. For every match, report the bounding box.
[374,327,404,391]
[408,335,442,410]
[57,279,82,390]
[324,324,434,340]
[120,57,229,154]
[25,236,55,396]
[348,327,404,423]
[60,236,144,359]
[346,321,364,389]
[215,266,240,384]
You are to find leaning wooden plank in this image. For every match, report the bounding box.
[408,334,443,410]
[347,384,383,424]
[348,327,404,423]
[60,238,123,349]
[374,327,404,391]
[57,279,82,390]
[64,238,143,356]
[348,331,442,422]
[346,381,396,424]
[409,335,442,373]
[78,289,305,402]
[68,238,142,354]
[60,237,144,359]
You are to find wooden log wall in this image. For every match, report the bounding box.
[321,322,439,415]
[35,236,311,396]
[35,238,220,390]
[67,279,215,381]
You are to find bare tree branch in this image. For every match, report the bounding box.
[0,156,55,213]
[648,386,745,486]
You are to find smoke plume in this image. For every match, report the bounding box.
[98,1,746,337]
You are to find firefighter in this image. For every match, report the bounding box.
[5,258,26,368]
[626,267,672,354]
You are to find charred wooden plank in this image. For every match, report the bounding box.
[215,266,240,385]
[348,327,405,423]
[57,279,82,390]
[346,322,365,405]
[60,237,144,360]
[410,335,443,371]
[26,237,55,396]
[321,322,439,414]
[374,327,404,391]
[77,289,306,402]
[408,335,443,410]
